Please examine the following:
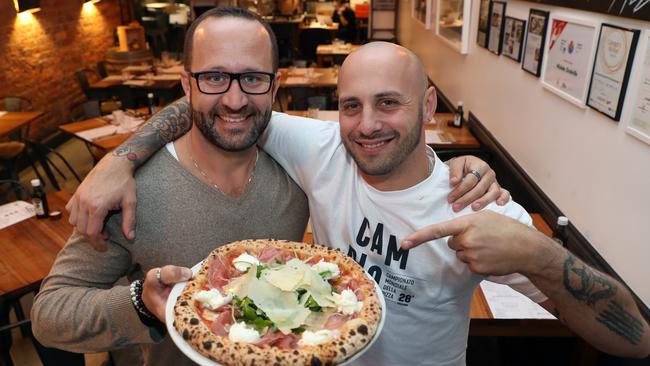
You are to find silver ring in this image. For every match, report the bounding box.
[468,169,481,181]
[155,268,163,285]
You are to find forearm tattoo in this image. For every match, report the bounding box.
[563,253,644,345]
[112,99,192,167]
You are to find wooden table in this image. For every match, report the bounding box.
[470,213,572,337]
[0,191,72,297]
[59,116,131,153]
[88,77,182,109]
[299,22,339,31]
[428,113,480,149]
[0,191,72,363]
[316,43,360,66]
[0,111,45,138]
[278,67,338,88]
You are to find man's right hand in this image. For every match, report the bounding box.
[142,265,193,322]
[66,155,137,251]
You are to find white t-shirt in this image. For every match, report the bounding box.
[259,112,547,365]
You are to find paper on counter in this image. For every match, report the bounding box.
[0,111,7,118]
[0,201,35,230]
[480,280,555,319]
[425,130,452,144]
[76,124,119,141]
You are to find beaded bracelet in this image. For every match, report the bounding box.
[129,279,158,323]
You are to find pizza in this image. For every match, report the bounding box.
[173,239,382,366]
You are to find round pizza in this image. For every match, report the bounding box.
[173,239,383,366]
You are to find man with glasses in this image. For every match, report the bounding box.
[32,8,499,365]
[31,8,311,365]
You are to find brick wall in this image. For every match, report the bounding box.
[0,0,122,140]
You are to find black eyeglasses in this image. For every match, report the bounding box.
[189,71,275,95]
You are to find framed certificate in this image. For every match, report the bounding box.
[435,0,471,53]
[587,24,639,121]
[627,34,650,145]
[522,9,549,77]
[412,0,431,28]
[487,1,506,55]
[502,17,526,62]
[476,0,490,48]
[541,16,598,107]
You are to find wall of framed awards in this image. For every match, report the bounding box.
[397,0,650,307]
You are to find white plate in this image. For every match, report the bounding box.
[166,261,387,366]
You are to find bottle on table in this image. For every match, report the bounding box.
[552,216,569,247]
[147,92,156,115]
[31,179,49,219]
[452,101,463,128]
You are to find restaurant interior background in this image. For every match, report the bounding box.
[1,0,650,364]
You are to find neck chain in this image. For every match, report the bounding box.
[187,133,258,196]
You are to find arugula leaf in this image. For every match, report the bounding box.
[292,326,305,334]
[256,264,267,279]
[233,296,275,333]
[304,295,322,312]
[318,270,333,279]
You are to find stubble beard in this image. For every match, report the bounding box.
[344,108,424,176]
[191,104,272,152]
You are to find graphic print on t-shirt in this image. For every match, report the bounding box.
[347,217,427,307]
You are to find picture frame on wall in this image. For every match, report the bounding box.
[627,33,650,145]
[502,17,526,62]
[586,23,639,121]
[412,0,431,28]
[522,9,549,77]
[476,0,490,48]
[541,16,598,107]
[435,0,471,53]
[487,1,506,55]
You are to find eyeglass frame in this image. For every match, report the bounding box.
[188,70,277,95]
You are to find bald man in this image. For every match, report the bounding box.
[61,40,649,363]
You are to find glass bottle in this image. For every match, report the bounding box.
[31,179,49,219]
[452,101,463,128]
[553,216,569,247]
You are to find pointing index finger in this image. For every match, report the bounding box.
[401,216,468,250]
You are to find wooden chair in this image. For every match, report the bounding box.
[0,320,85,366]
[0,96,36,198]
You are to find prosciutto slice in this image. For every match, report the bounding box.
[208,308,234,337]
[258,245,294,264]
[258,330,300,349]
[324,313,351,330]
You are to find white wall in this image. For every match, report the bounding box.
[398,0,650,306]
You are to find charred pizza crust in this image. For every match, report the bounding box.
[174,239,382,366]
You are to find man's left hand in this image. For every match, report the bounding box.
[445,156,510,212]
